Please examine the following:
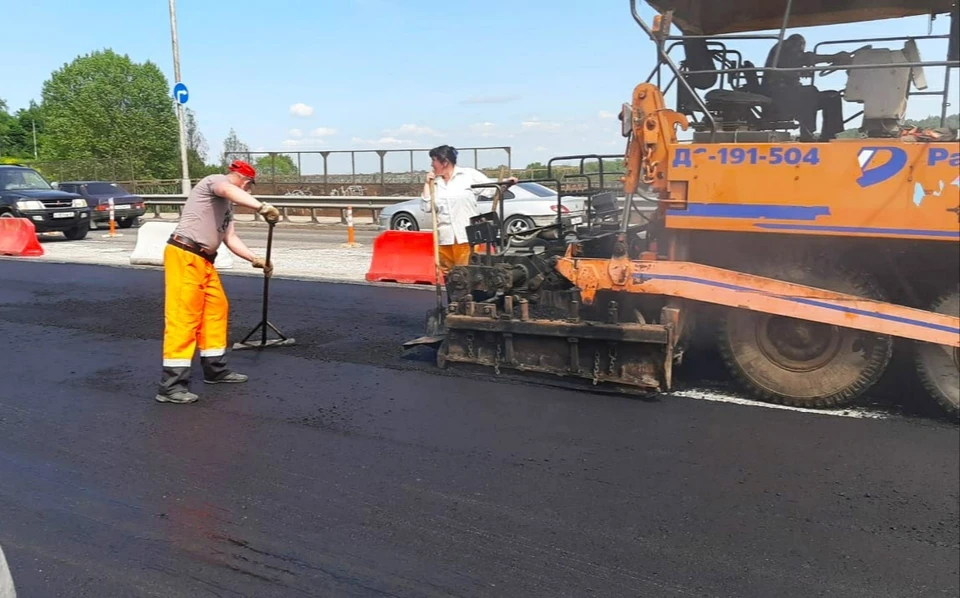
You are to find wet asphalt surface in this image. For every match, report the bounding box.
[0,260,957,598]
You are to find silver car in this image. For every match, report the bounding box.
[378,182,586,241]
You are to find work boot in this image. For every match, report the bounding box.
[200,355,247,384]
[158,366,195,403]
[204,371,249,384]
[155,390,199,404]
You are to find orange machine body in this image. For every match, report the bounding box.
[663,140,960,242]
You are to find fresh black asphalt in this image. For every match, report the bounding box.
[0,260,957,597]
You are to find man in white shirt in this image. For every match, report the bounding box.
[421,145,518,272]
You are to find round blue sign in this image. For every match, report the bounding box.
[173,82,189,105]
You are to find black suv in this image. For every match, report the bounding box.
[0,164,92,240]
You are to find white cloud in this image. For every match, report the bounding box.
[288,128,304,138]
[351,136,410,146]
[469,122,512,139]
[384,124,442,138]
[521,118,563,132]
[460,95,520,105]
[289,103,314,117]
[310,127,338,137]
[598,110,616,119]
[282,138,325,148]
[535,145,548,152]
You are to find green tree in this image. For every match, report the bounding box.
[16,101,44,159]
[184,108,219,178]
[220,128,250,167]
[0,99,40,159]
[40,49,179,179]
[253,153,299,177]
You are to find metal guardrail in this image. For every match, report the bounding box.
[140,193,658,226]
[140,194,414,224]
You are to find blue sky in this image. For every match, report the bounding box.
[2,0,957,175]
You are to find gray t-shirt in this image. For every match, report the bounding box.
[174,174,234,250]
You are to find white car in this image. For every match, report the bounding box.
[378,182,586,242]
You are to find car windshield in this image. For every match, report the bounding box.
[84,182,127,195]
[0,168,53,191]
[516,182,556,198]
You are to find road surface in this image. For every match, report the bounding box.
[75,219,382,250]
[0,260,957,597]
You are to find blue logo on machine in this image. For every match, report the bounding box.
[856,147,907,188]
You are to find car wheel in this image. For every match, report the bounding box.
[0,211,14,219]
[504,215,537,246]
[63,224,89,241]
[118,218,135,229]
[391,212,419,231]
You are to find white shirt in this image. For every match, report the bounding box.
[420,166,496,245]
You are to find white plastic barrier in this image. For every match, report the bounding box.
[0,543,15,598]
[130,221,234,269]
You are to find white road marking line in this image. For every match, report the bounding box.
[670,388,889,419]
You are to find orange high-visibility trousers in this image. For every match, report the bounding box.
[438,242,471,273]
[160,244,229,389]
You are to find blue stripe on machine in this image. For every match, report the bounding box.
[632,273,960,335]
[666,203,831,220]
[753,222,960,238]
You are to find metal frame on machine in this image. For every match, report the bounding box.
[463,154,630,256]
[630,0,960,135]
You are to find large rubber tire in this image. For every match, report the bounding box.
[390,212,419,231]
[63,224,89,241]
[718,257,893,408]
[915,288,959,419]
[504,215,537,247]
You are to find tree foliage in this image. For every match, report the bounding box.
[0,99,43,159]
[220,128,251,167]
[254,153,299,177]
[184,108,220,178]
[40,49,180,179]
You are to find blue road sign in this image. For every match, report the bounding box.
[173,82,189,105]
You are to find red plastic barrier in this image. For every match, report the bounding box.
[365,231,440,285]
[0,218,44,257]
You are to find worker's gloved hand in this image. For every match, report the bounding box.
[252,257,273,278]
[258,202,280,223]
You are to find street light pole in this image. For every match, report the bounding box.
[168,0,191,195]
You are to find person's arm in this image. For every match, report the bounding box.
[223,221,272,275]
[212,179,280,221]
[420,171,436,213]
[471,169,519,200]
[803,50,853,66]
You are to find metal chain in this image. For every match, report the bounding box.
[608,345,617,377]
[494,343,501,376]
[593,351,601,386]
[467,333,475,359]
[642,144,658,185]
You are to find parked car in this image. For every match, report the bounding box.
[0,164,91,240]
[378,182,585,244]
[55,181,145,229]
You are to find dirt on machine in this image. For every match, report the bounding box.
[405,0,960,419]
